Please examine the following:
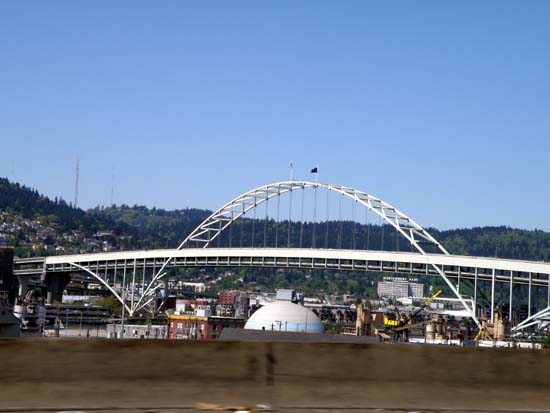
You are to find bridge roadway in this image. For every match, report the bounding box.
[14,247,550,289]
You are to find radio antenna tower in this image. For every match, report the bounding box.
[74,158,80,209]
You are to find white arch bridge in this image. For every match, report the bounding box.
[13,181,550,335]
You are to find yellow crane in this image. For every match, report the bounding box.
[382,289,443,340]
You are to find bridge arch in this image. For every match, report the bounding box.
[67,261,132,314]
[155,181,480,326]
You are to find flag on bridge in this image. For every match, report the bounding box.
[311,167,318,174]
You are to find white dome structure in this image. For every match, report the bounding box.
[245,301,324,333]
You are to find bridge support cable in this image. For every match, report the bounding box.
[66,262,132,315]
[312,184,318,248]
[395,225,399,252]
[380,217,385,251]
[275,185,281,248]
[240,203,245,248]
[512,305,550,335]
[147,180,479,326]
[365,207,370,250]
[132,275,164,314]
[216,218,221,248]
[299,189,305,248]
[287,187,293,248]
[351,200,357,250]
[228,210,233,248]
[263,197,269,248]
[251,198,256,248]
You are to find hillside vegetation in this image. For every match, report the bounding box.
[2,177,550,262]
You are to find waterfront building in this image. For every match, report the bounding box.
[377,277,424,299]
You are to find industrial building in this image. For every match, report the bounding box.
[167,314,245,340]
[244,299,324,333]
[106,323,167,339]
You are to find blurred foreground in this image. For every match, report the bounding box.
[0,339,549,412]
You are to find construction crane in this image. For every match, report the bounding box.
[381,289,443,341]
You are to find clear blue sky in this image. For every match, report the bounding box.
[1,2,549,230]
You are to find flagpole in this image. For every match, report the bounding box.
[289,161,294,181]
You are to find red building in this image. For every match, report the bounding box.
[218,291,243,305]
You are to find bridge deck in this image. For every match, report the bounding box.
[13,248,550,287]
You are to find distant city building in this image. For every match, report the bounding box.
[216,303,235,317]
[409,282,424,299]
[44,304,110,329]
[276,289,296,302]
[62,295,103,304]
[218,290,242,305]
[377,277,424,299]
[217,291,249,318]
[107,323,166,339]
[175,298,213,314]
[181,282,207,293]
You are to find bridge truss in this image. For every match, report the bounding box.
[156,181,477,325]
[13,181,550,334]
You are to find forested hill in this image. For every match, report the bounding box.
[2,177,550,261]
[88,205,211,249]
[434,226,550,261]
[0,177,123,234]
[0,177,211,252]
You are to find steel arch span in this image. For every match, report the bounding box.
[152,181,480,327]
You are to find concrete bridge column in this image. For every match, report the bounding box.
[0,247,16,303]
[43,273,71,304]
[16,276,30,299]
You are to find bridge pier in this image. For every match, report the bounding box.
[42,272,71,304]
[0,247,17,304]
[16,275,30,299]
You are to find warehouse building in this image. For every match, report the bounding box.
[167,314,245,340]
